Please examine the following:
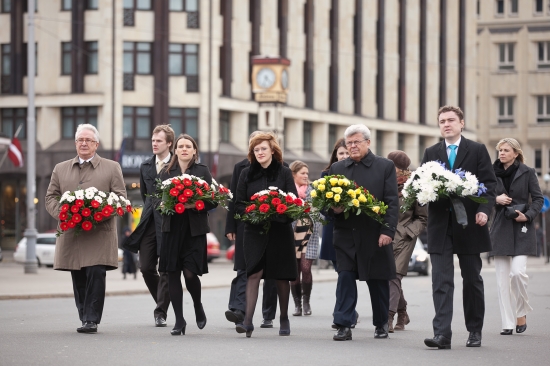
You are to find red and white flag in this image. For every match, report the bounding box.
[8,137,24,167]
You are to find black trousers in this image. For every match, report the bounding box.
[333,270,388,327]
[430,233,484,339]
[70,265,106,324]
[228,270,278,320]
[140,220,171,319]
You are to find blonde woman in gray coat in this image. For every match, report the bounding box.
[489,138,543,335]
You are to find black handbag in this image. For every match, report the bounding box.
[504,204,526,220]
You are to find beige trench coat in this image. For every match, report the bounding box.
[393,196,428,276]
[45,154,127,271]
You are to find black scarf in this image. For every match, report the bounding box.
[493,159,519,193]
[247,158,281,182]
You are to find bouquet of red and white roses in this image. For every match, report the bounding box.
[234,186,312,233]
[156,175,232,215]
[56,187,133,237]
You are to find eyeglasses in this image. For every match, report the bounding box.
[76,138,97,144]
[345,139,367,147]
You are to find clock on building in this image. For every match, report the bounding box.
[256,68,276,89]
[251,56,291,103]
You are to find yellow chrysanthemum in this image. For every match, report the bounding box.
[338,179,345,186]
[329,177,339,186]
[355,188,362,195]
[318,184,326,191]
[326,192,334,199]
[334,194,341,202]
[343,179,350,186]
[312,180,318,188]
[331,187,343,194]
[347,189,356,198]
[358,194,367,202]
[372,206,380,213]
[310,190,317,198]
[352,199,360,207]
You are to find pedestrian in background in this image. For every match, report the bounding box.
[386,151,427,332]
[489,138,543,335]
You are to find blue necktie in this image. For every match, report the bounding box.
[448,145,457,170]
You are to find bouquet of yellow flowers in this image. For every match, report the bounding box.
[310,174,388,225]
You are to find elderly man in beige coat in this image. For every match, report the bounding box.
[45,124,126,333]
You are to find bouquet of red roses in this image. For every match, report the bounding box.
[156,174,232,215]
[56,187,133,237]
[234,186,312,233]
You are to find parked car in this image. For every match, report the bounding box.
[226,243,235,262]
[15,233,124,267]
[408,238,430,276]
[206,232,221,263]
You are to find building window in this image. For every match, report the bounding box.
[376,131,383,156]
[85,41,98,74]
[248,114,258,136]
[61,0,71,10]
[328,124,337,154]
[498,96,514,123]
[537,95,550,123]
[186,0,199,28]
[535,149,541,176]
[303,121,312,151]
[495,0,504,15]
[219,110,230,143]
[123,42,152,90]
[535,0,543,13]
[168,43,199,92]
[538,41,550,69]
[1,44,10,94]
[419,135,426,163]
[510,0,518,14]
[498,43,514,70]
[61,107,98,139]
[124,0,151,10]
[477,0,480,16]
[1,109,26,138]
[123,107,151,138]
[87,0,98,10]
[61,42,71,75]
[169,108,198,140]
[398,133,405,152]
[2,0,11,12]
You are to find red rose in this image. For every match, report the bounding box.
[81,221,93,231]
[271,198,281,206]
[195,200,205,210]
[259,195,268,202]
[81,208,91,217]
[178,194,188,203]
[304,207,311,213]
[195,188,203,196]
[250,194,259,200]
[59,211,68,221]
[175,203,185,214]
[72,213,82,223]
[175,184,185,191]
[294,198,303,206]
[276,204,288,214]
[126,205,132,212]
[70,205,80,213]
[183,178,192,186]
[116,207,124,216]
[75,199,84,207]
[67,220,76,228]
[183,189,194,197]
[269,191,278,196]
[211,192,215,199]
[245,204,256,213]
[94,212,104,222]
[171,178,181,185]
[169,188,180,197]
[91,200,100,208]
[259,204,270,213]
[61,204,70,212]
[285,195,294,203]
[60,222,69,231]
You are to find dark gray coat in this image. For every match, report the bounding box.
[489,162,543,256]
[328,151,399,281]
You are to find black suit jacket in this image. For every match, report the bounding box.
[421,137,497,254]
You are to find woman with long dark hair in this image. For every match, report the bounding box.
[234,133,298,337]
[158,134,218,336]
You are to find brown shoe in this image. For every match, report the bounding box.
[394,309,410,331]
[388,311,395,333]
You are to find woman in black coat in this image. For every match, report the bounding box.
[489,138,543,335]
[158,134,218,336]
[234,133,298,337]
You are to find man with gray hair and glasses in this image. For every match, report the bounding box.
[328,124,399,341]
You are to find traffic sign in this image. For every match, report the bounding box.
[542,196,550,213]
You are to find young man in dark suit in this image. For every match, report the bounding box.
[422,106,496,349]
[124,125,174,327]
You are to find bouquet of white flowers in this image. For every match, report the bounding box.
[401,161,488,227]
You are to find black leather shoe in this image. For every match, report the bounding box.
[77,321,97,333]
[374,323,389,339]
[261,319,273,328]
[171,321,186,336]
[516,316,527,333]
[466,331,482,347]
[155,317,167,327]
[195,303,207,330]
[424,335,451,349]
[500,329,513,335]
[225,309,245,324]
[333,327,352,341]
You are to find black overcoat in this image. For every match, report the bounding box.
[489,161,543,256]
[421,137,497,254]
[328,151,399,281]
[123,155,163,255]
[234,159,298,280]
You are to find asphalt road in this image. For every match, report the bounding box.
[1,266,550,365]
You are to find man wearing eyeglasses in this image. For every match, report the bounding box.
[328,124,399,341]
[45,124,127,334]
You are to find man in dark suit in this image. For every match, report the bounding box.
[124,125,174,327]
[329,124,399,341]
[224,131,279,328]
[422,106,496,349]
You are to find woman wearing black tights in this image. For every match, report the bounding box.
[234,133,298,337]
[158,134,218,336]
